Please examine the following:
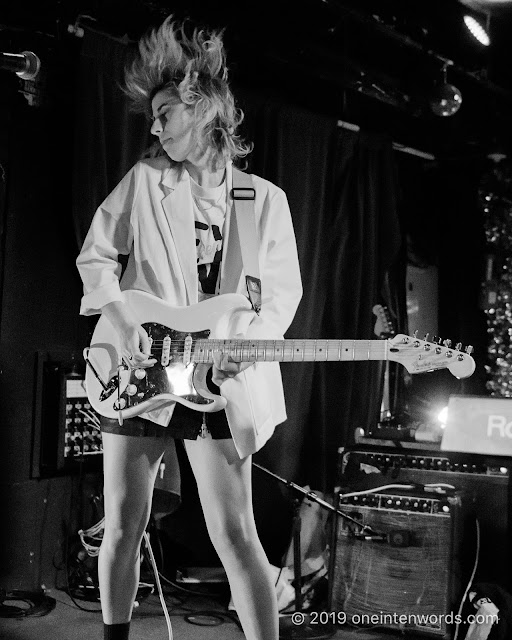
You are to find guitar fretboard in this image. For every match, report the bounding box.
[192,339,391,363]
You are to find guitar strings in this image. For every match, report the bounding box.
[136,338,459,355]
[129,341,399,361]
[143,341,392,350]
[145,339,400,350]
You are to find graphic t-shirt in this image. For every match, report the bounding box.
[190,177,227,301]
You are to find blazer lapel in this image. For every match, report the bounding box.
[160,166,198,305]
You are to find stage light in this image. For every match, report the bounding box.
[487,141,508,163]
[463,14,491,46]
[437,406,449,428]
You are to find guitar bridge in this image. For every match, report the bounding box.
[100,374,120,401]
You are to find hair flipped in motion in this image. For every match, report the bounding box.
[124,15,252,168]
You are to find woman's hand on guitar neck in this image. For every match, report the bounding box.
[212,351,255,385]
[101,300,156,367]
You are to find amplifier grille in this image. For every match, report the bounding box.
[331,494,461,638]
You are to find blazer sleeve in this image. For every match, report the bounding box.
[76,165,138,316]
[244,186,303,339]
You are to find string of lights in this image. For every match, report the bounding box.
[480,159,512,395]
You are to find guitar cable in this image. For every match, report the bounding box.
[142,531,174,640]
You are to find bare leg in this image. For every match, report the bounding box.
[184,436,278,640]
[99,433,168,624]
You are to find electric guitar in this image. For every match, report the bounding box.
[84,290,476,420]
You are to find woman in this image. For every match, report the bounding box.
[77,15,302,640]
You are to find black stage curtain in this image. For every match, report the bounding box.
[72,30,151,246]
[240,96,403,490]
[72,30,403,494]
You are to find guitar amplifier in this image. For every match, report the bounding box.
[330,488,463,638]
[338,446,512,590]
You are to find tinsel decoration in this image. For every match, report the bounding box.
[479,159,512,396]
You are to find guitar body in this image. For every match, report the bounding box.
[85,290,253,420]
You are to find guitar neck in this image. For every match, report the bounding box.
[194,339,389,363]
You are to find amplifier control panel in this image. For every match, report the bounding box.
[342,449,509,477]
[339,491,454,515]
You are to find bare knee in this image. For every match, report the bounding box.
[101,521,144,558]
[102,502,151,555]
[208,518,260,562]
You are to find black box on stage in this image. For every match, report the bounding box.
[337,446,512,592]
[330,487,463,638]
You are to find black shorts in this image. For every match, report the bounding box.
[100,401,232,440]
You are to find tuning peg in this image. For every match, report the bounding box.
[443,339,452,348]
[437,337,443,344]
[455,342,462,351]
[465,345,474,355]
[423,333,430,342]
[413,330,419,338]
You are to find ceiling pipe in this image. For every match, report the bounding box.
[320,0,512,102]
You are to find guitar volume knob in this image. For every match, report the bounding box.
[125,384,138,396]
[134,368,146,380]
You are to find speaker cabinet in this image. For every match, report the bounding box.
[330,490,462,638]
[339,446,512,591]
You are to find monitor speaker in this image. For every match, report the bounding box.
[330,490,463,638]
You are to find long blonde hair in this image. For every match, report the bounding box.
[124,16,252,168]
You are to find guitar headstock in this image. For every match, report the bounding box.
[388,334,476,379]
[372,304,396,339]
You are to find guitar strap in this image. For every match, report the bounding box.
[231,167,262,314]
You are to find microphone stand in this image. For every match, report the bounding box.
[253,463,377,639]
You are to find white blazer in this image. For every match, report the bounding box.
[77,157,303,458]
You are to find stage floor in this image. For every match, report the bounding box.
[0,588,449,640]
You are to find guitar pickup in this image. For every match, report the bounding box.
[161,335,171,366]
[183,335,192,366]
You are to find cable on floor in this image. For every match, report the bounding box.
[0,589,56,618]
[184,610,231,627]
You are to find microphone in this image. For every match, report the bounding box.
[353,528,412,547]
[0,51,41,80]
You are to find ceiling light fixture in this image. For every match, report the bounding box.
[463,14,491,45]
